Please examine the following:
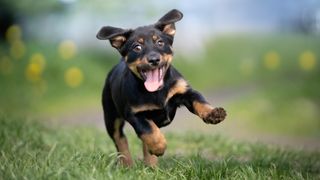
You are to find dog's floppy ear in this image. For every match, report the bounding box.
[155,9,183,37]
[96,26,131,50]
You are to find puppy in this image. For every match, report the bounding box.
[97,9,226,167]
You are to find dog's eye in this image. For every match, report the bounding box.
[156,40,164,47]
[133,44,142,52]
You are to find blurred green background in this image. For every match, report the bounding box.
[0,0,319,148]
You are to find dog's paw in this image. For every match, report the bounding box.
[148,142,166,157]
[203,107,227,124]
[141,132,167,156]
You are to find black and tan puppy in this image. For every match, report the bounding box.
[97,9,226,167]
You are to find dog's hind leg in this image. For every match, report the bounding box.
[110,118,133,166]
[103,88,133,166]
[104,114,133,166]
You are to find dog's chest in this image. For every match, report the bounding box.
[128,78,188,114]
[129,91,167,114]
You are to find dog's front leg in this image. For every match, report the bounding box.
[126,115,166,166]
[182,89,227,124]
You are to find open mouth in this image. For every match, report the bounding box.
[138,64,167,92]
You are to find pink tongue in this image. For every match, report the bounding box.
[144,68,163,92]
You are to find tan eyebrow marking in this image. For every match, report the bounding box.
[152,35,159,41]
[138,38,144,44]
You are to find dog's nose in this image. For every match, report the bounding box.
[148,53,160,66]
[148,57,160,66]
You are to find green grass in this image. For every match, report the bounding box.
[1,33,320,180]
[1,115,319,179]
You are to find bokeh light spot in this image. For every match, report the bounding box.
[58,40,77,60]
[25,53,46,83]
[10,40,26,60]
[5,25,22,44]
[30,53,46,70]
[26,63,43,83]
[64,67,83,88]
[0,56,13,75]
[264,51,280,70]
[299,51,316,71]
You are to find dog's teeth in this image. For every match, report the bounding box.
[159,68,163,81]
[161,67,164,78]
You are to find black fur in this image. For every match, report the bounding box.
[97,9,226,166]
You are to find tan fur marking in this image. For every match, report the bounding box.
[152,35,159,41]
[128,64,141,79]
[169,46,173,52]
[111,36,126,49]
[131,104,162,114]
[113,119,133,166]
[138,38,144,44]
[163,24,176,36]
[163,53,173,64]
[193,101,214,119]
[165,79,188,103]
[113,36,126,41]
[143,142,158,167]
[127,58,147,80]
[140,120,166,156]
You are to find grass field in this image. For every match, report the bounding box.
[1,33,320,179]
[1,115,319,179]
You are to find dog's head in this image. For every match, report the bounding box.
[97,9,183,92]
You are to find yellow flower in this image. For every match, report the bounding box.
[10,40,26,60]
[299,51,316,71]
[64,67,83,88]
[58,40,77,60]
[25,63,43,82]
[264,51,280,70]
[30,53,46,70]
[6,25,22,44]
[0,56,13,75]
[25,53,46,83]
